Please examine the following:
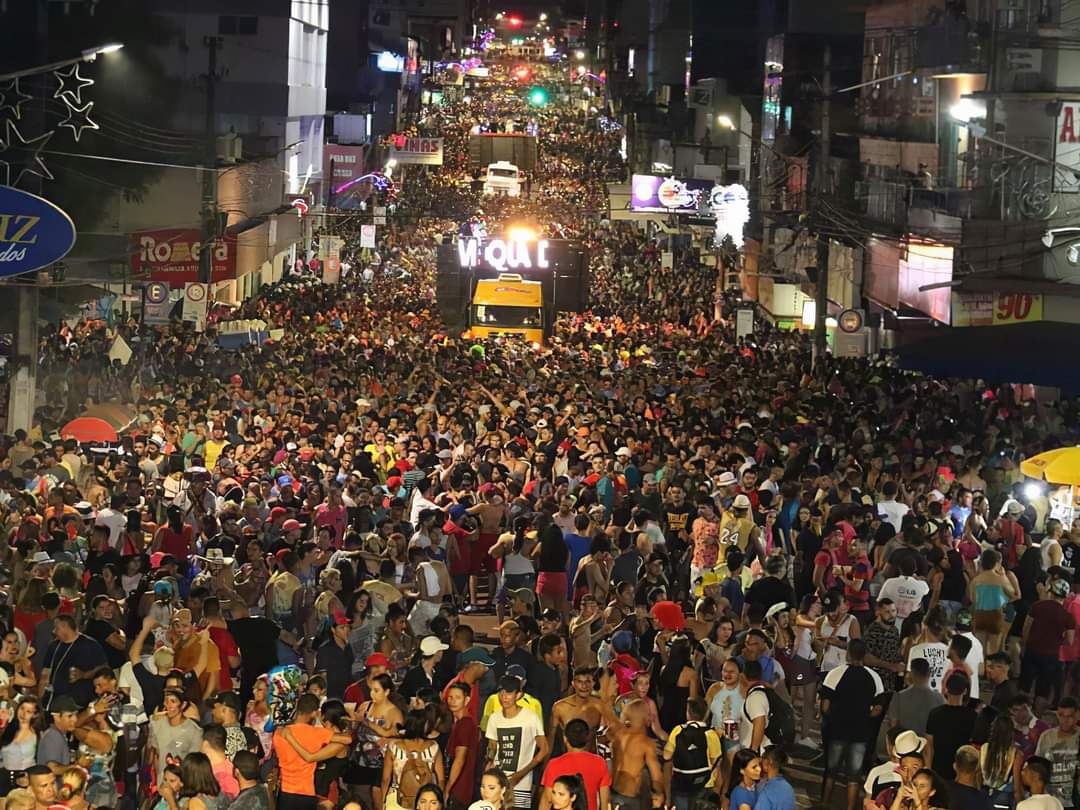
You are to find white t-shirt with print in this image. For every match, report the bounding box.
[485,708,545,791]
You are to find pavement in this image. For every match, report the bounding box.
[460,609,833,808]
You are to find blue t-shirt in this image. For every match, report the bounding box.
[730,784,756,809]
[720,576,744,617]
[565,533,591,595]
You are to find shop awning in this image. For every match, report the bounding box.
[892,322,1080,391]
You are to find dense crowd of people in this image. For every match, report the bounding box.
[3,49,1080,810]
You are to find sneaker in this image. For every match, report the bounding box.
[462,605,478,614]
[797,736,817,749]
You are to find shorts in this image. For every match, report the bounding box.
[612,792,643,810]
[408,599,441,636]
[498,573,536,605]
[974,609,1006,634]
[471,533,499,575]
[536,571,568,600]
[826,739,868,782]
[1022,652,1062,698]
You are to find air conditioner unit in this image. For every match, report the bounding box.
[217,133,242,164]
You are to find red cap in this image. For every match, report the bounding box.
[269,506,288,520]
[365,652,392,669]
[282,518,301,532]
[582,473,601,487]
[478,482,495,496]
[332,609,351,626]
[386,476,403,490]
[558,440,572,452]
[149,551,167,569]
[275,548,291,564]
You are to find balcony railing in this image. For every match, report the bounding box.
[857,178,990,232]
[914,19,989,74]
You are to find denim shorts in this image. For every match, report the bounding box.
[826,739,868,782]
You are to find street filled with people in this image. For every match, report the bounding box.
[4,49,1080,810]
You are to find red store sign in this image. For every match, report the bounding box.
[131,228,238,286]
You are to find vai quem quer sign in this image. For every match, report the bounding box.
[0,185,77,277]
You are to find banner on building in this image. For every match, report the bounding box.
[1056,102,1080,192]
[182,282,209,324]
[952,292,1043,326]
[388,137,444,165]
[688,85,713,109]
[360,224,377,248]
[325,144,368,191]
[322,236,343,283]
[132,229,237,285]
[0,185,77,278]
[661,251,673,269]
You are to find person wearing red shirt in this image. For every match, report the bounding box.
[446,681,480,806]
[203,597,240,692]
[843,537,874,627]
[343,653,393,705]
[440,646,494,722]
[813,527,851,596]
[540,719,611,810]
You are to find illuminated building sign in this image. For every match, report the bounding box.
[376,51,405,72]
[458,237,551,272]
[711,184,749,248]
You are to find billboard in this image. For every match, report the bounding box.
[0,186,77,278]
[325,144,367,188]
[630,174,713,214]
[131,229,237,285]
[389,137,444,166]
[1056,101,1080,192]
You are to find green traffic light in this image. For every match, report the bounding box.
[528,86,548,106]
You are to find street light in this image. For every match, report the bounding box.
[83,43,124,59]
[575,50,586,60]
[716,114,735,130]
[0,42,124,81]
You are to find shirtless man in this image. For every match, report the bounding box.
[550,667,606,751]
[605,698,663,810]
[468,484,507,609]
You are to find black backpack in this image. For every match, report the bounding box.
[671,722,713,794]
[743,685,796,750]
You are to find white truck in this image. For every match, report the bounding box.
[482,161,522,197]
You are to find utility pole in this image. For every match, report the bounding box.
[198,36,223,286]
[812,43,831,370]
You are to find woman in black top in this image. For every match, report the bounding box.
[534,514,570,617]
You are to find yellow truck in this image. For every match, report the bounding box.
[467,273,544,343]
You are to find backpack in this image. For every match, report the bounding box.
[397,744,435,809]
[743,685,795,750]
[670,722,713,794]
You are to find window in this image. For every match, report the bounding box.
[473,305,542,327]
[219,15,258,35]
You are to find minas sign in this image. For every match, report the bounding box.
[0,185,77,277]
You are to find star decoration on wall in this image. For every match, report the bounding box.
[53,64,94,105]
[0,79,32,121]
[1,120,55,185]
[58,99,99,142]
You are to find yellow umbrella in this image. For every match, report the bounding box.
[1020,446,1080,486]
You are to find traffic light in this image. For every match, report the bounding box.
[528,86,548,106]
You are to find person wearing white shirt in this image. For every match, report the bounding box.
[1017,754,1066,809]
[877,559,930,628]
[876,482,909,533]
[408,477,439,528]
[94,496,128,551]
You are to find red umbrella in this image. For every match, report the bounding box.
[60,416,119,444]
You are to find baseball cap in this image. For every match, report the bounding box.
[282,519,301,532]
[505,664,528,685]
[331,609,351,626]
[153,580,173,597]
[211,691,243,714]
[269,506,288,521]
[386,475,403,490]
[420,636,449,656]
[365,653,392,669]
[539,608,560,623]
[458,647,496,667]
[1053,578,1071,598]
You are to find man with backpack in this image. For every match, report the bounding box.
[819,638,885,810]
[663,697,722,810]
[738,659,796,753]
